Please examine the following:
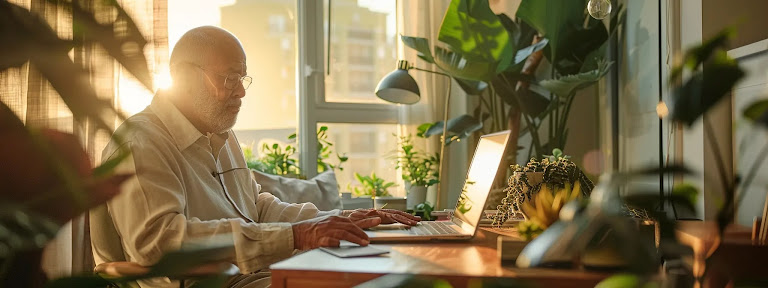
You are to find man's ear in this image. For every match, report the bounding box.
[170,64,194,91]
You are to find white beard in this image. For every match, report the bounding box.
[191,87,238,134]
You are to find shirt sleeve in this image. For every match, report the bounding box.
[253,192,341,223]
[106,139,293,274]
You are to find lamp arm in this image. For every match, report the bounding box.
[410,66,452,209]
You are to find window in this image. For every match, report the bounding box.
[218,0,298,150]
[323,0,397,104]
[320,123,401,195]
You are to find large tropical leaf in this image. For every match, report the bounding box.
[581,5,625,73]
[401,35,435,64]
[516,0,607,74]
[539,60,613,98]
[434,46,496,81]
[455,78,488,95]
[419,114,483,145]
[437,0,513,71]
[671,52,744,126]
[491,77,551,118]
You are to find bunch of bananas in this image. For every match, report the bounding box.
[517,181,583,240]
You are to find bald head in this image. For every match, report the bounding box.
[166,26,248,135]
[170,26,245,73]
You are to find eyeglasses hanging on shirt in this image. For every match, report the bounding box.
[211,167,255,222]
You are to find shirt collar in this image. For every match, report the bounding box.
[150,93,229,151]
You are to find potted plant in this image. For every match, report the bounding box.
[243,125,348,179]
[493,149,594,237]
[352,172,405,211]
[393,135,440,210]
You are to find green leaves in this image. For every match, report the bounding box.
[539,60,613,98]
[743,99,768,127]
[517,0,607,74]
[401,35,435,64]
[394,135,439,187]
[353,172,396,197]
[438,0,513,72]
[418,114,483,145]
[671,51,744,126]
[668,27,745,126]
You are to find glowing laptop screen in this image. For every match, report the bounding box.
[452,131,510,231]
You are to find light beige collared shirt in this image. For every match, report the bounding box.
[100,94,337,278]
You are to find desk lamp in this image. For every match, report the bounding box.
[375,60,452,209]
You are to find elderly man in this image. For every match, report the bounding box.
[95,26,419,288]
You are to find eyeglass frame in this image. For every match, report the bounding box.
[192,64,252,90]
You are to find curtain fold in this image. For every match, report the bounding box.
[397,0,469,209]
[0,0,168,277]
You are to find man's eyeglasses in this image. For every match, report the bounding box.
[195,65,252,90]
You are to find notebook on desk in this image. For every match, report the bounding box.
[366,130,512,242]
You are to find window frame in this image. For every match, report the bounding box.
[297,0,399,179]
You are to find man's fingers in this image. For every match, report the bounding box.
[320,237,341,247]
[353,217,381,229]
[341,221,370,240]
[392,214,418,226]
[383,209,422,221]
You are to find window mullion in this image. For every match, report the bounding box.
[297,0,324,178]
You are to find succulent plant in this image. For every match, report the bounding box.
[493,150,594,228]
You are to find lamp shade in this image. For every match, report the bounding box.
[375,67,420,105]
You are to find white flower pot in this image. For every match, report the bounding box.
[405,182,428,210]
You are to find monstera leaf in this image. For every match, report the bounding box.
[437,0,513,72]
[516,0,605,71]
[401,35,435,64]
[539,60,613,98]
[455,78,488,95]
[418,114,483,145]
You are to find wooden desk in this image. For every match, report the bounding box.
[270,228,610,288]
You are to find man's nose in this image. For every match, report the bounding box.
[231,81,246,98]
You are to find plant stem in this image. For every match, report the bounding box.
[557,92,577,149]
[704,118,734,223]
[501,74,544,157]
[486,86,499,131]
[736,141,768,208]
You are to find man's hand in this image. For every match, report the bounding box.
[291,215,381,250]
[344,209,421,226]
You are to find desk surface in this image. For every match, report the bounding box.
[270,228,610,288]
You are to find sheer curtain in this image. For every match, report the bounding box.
[396,0,469,209]
[0,0,167,277]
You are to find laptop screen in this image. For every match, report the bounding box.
[452,131,511,231]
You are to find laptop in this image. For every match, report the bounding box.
[365,130,512,242]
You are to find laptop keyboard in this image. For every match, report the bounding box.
[410,221,459,236]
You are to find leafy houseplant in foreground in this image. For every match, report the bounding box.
[393,135,439,209]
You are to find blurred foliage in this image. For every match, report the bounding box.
[243,126,348,178]
[352,172,396,198]
[414,201,434,221]
[517,181,584,240]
